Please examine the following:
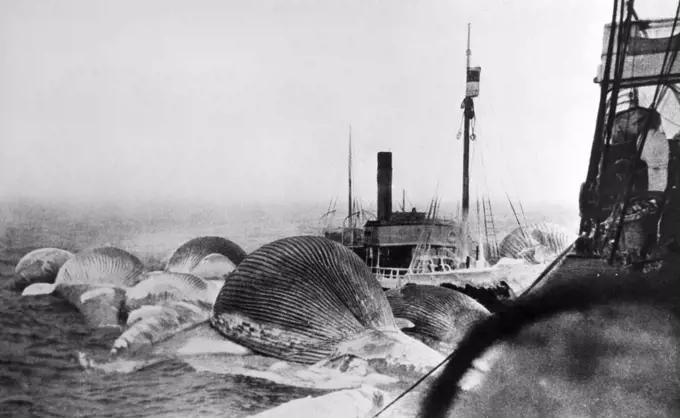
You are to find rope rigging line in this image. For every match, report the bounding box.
[506,191,525,234]
[595,0,635,237]
[637,89,680,131]
[582,0,624,240]
[457,100,477,140]
[456,110,465,140]
[598,0,631,201]
[478,144,496,220]
[468,114,503,244]
[471,141,488,232]
[518,200,529,230]
[651,16,680,107]
[483,98,529,228]
[468,109,493,200]
[470,119,500,234]
[477,125,524,231]
[470,115,477,141]
[605,0,632,146]
[642,88,680,131]
[661,112,680,128]
[371,353,456,418]
[475,142,502,250]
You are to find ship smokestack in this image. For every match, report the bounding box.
[377,151,392,222]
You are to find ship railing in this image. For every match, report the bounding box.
[409,262,456,275]
[372,267,409,280]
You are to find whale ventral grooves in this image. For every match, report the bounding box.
[211,236,398,364]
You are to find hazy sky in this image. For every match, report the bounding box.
[2,0,678,209]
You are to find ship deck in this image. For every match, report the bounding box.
[375,263,552,293]
[376,248,630,296]
[523,252,629,295]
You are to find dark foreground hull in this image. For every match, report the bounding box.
[418,240,680,418]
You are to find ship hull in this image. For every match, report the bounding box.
[377,268,499,290]
[524,252,627,295]
[376,265,534,313]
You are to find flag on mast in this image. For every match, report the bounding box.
[466,67,481,97]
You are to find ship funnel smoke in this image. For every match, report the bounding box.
[377,152,393,222]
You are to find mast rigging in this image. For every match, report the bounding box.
[608,1,680,263]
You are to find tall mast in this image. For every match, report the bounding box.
[461,23,481,264]
[348,125,354,246]
[461,23,472,262]
[466,23,471,69]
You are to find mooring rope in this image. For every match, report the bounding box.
[371,354,453,418]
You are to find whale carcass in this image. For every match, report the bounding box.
[165,236,248,282]
[210,236,445,376]
[6,247,73,291]
[20,245,224,332]
[386,284,491,355]
[498,222,576,264]
[81,236,446,392]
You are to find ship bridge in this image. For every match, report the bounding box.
[363,214,459,248]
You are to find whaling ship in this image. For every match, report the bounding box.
[320,26,525,310]
[532,0,680,293]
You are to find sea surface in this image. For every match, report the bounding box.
[0,199,579,418]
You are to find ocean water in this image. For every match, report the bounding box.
[0,199,580,418]
[0,287,332,418]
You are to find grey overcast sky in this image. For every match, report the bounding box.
[1,0,678,208]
